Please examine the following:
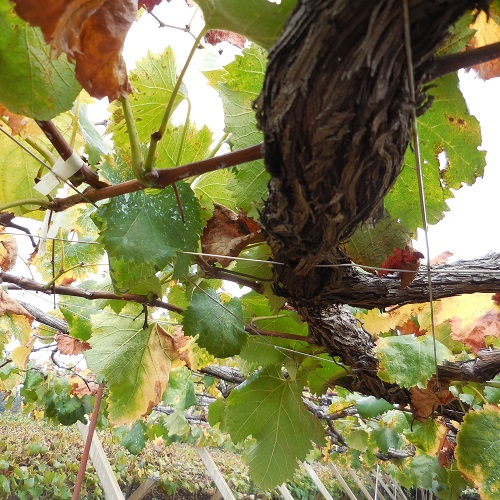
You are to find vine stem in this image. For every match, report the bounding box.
[144,28,207,172]
[120,95,153,186]
[50,143,264,211]
[0,198,49,211]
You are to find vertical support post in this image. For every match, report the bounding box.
[346,467,374,500]
[328,462,358,500]
[277,484,294,500]
[303,462,334,499]
[77,422,124,500]
[196,448,235,500]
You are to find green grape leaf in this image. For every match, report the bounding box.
[385,74,485,232]
[205,45,269,217]
[404,419,448,455]
[345,429,369,452]
[193,168,238,221]
[240,290,308,336]
[85,310,180,424]
[110,258,162,297]
[224,365,325,488]
[157,122,213,170]
[344,214,413,267]
[194,0,296,49]
[375,335,452,388]
[122,420,148,455]
[306,356,348,396]
[236,336,285,376]
[484,376,500,404]
[0,132,46,219]
[456,405,500,500]
[356,396,393,418]
[108,48,185,155]
[59,292,97,342]
[162,366,196,411]
[0,0,81,120]
[53,395,88,426]
[182,289,247,358]
[94,183,202,276]
[372,427,400,454]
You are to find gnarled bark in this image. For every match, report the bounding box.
[257,0,497,407]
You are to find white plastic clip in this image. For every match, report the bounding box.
[34,152,84,196]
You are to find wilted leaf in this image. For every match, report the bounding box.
[410,379,455,420]
[405,418,448,456]
[0,231,17,271]
[456,405,500,500]
[201,203,263,267]
[85,310,182,424]
[138,0,165,12]
[69,371,99,396]
[56,333,91,356]
[224,365,325,488]
[0,289,33,320]
[205,29,246,48]
[14,0,136,100]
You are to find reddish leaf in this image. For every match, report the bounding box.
[399,318,427,337]
[438,437,455,468]
[205,30,247,49]
[56,332,91,355]
[450,310,500,354]
[492,293,500,306]
[14,0,135,100]
[379,246,424,289]
[201,203,264,267]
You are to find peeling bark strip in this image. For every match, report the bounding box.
[256,0,491,407]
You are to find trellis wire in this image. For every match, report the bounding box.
[5,232,500,273]
[402,0,439,378]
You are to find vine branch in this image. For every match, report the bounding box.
[430,41,500,80]
[49,143,264,211]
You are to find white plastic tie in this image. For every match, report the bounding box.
[34,152,84,195]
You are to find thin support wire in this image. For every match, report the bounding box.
[402,0,439,379]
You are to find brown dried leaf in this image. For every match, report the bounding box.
[0,232,17,271]
[201,203,264,267]
[0,106,27,135]
[205,30,246,49]
[56,332,91,355]
[411,379,455,420]
[69,371,99,396]
[14,0,135,100]
[0,289,33,320]
[430,250,453,266]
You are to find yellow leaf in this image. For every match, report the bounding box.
[11,336,36,368]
